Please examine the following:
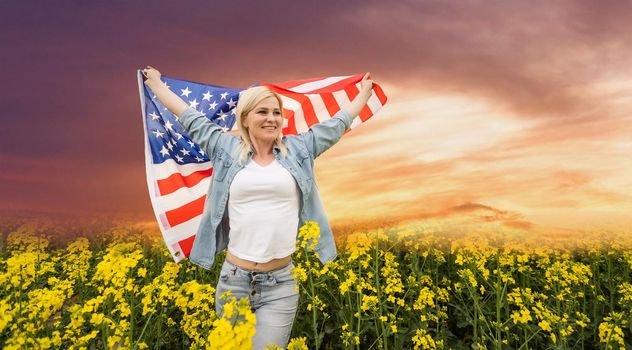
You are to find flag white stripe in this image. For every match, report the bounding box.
[151,159,213,179]
[306,94,330,123]
[366,91,383,114]
[281,95,309,133]
[288,75,351,93]
[152,177,210,212]
[163,216,202,245]
[332,90,352,112]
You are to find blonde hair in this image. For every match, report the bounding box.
[235,86,288,163]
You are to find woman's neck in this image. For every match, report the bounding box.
[250,138,275,157]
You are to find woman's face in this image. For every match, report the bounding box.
[243,96,283,145]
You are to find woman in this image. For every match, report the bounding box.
[143,66,374,349]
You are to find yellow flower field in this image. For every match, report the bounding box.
[0,219,630,349]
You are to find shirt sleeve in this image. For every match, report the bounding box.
[296,109,354,158]
[177,107,227,161]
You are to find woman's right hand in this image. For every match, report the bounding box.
[142,66,161,85]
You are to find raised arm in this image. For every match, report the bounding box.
[142,66,228,160]
[143,66,189,117]
[298,73,374,158]
[343,73,374,120]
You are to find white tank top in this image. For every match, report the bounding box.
[227,158,300,263]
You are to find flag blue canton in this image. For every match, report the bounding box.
[142,76,245,164]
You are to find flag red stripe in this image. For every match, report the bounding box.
[373,84,388,105]
[343,84,371,122]
[320,92,340,117]
[359,105,372,122]
[295,94,319,127]
[157,169,213,196]
[178,235,196,257]
[164,195,206,227]
[282,108,298,135]
[268,88,320,128]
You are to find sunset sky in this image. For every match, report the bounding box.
[2,1,631,235]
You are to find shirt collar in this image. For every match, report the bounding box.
[246,143,281,156]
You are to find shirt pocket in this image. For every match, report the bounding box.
[295,148,313,180]
[213,149,233,182]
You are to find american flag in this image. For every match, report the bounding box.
[137,71,387,262]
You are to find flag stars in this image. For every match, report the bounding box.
[166,140,175,151]
[180,148,191,156]
[164,120,174,131]
[202,91,213,101]
[174,132,183,140]
[189,99,199,109]
[199,149,206,156]
[209,101,218,110]
[218,111,228,121]
[220,92,229,100]
[180,87,192,97]
[152,130,165,138]
[195,156,204,162]
[227,98,237,108]
[175,154,184,162]
[188,141,195,148]
[149,112,160,120]
[221,126,229,132]
[160,146,169,157]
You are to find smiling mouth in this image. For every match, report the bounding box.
[262,126,277,129]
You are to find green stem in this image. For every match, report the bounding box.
[374,245,387,349]
[133,313,153,349]
[309,270,320,349]
[494,255,503,350]
[356,263,362,350]
[517,329,541,350]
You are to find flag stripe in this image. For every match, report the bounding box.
[153,177,210,214]
[373,83,388,106]
[282,108,298,135]
[286,75,352,93]
[306,94,331,123]
[152,159,213,179]
[274,90,319,128]
[272,76,329,90]
[320,92,340,117]
[366,93,384,115]
[163,215,202,244]
[164,195,206,228]
[177,235,196,258]
[157,168,213,196]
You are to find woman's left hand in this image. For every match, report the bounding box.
[359,72,374,99]
[343,72,376,118]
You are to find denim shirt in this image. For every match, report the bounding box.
[177,106,354,270]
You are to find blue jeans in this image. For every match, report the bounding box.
[215,259,299,349]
